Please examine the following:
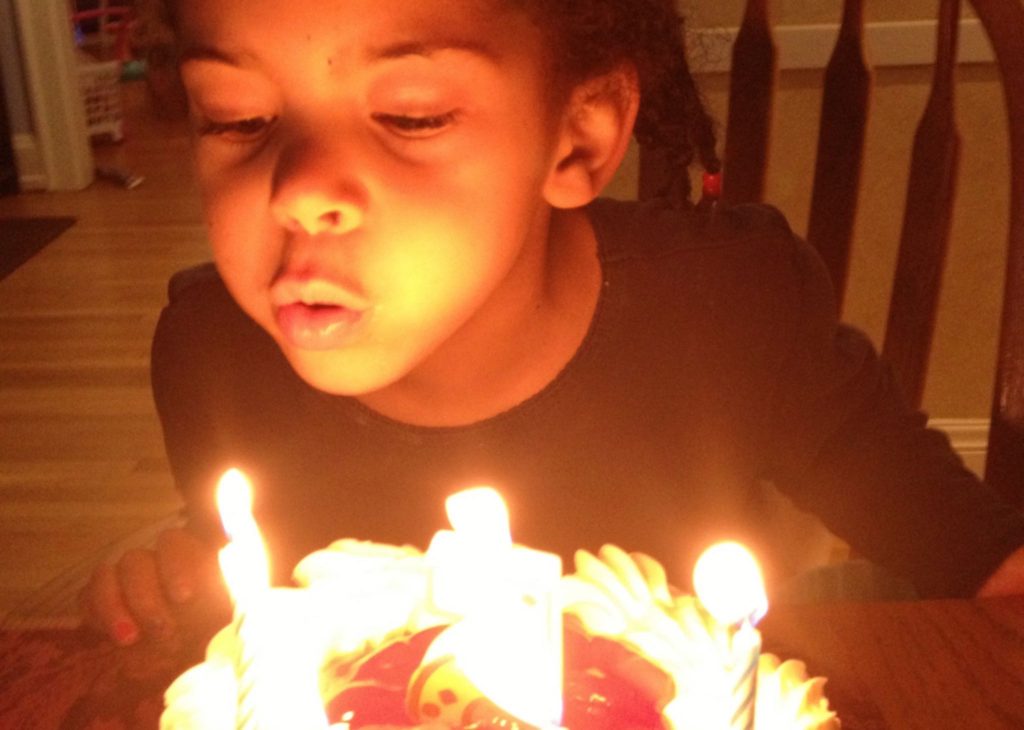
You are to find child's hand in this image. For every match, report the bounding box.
[79,528,230,646]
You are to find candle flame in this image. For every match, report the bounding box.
[215,468,270,606]
[693,541,768,627]
[217,468,257,544]
[445,486,512,550]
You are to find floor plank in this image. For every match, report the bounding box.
[0,81,207,622]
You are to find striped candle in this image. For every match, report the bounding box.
[692,541,768,730]
[726,620,761,730]
[216,470,271,730]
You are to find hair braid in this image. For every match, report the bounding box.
[520,0,720,204]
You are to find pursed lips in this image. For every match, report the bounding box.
[270,275,372,350]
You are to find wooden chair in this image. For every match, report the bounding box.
[640,0,1024,509]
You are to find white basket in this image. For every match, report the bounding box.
[77,58,124,142]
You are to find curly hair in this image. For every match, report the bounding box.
[516,0,720,203]
[152,0,717,203]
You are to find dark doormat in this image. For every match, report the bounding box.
[0,216,76,281]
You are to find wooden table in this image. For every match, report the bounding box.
[760,595,1024,729]
[1,596,1022,729]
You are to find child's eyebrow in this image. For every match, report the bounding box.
[176,38,500,68]
[366,38,500,64]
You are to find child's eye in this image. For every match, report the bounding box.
[372,111,457,137]
[196,116,277,141]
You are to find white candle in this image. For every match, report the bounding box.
[692,541,768,730]
[421,486,563,728]
[216,469,328,730]
[216,469,270,730]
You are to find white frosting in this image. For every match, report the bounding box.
[756,655,839,730]
[561,545,839,730]
[162,540,839,729]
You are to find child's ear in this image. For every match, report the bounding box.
[543,64,640,209]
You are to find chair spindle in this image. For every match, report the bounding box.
[806,0,871,310]
[881,0,962,409]
[972,0,1024,507]
[722,0,776,205]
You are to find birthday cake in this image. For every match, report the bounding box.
[161,485,839,730]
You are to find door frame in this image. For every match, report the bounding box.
[10,0,92,191]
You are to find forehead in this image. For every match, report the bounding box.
[175,0,535,63]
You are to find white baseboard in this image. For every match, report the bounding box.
[694,18,994,73]
[929,417,990,477]
[12,132,46,191]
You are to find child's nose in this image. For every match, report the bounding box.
[270,139,366,236]
[271,193,363,237]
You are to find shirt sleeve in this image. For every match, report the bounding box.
[761,227,1024,598]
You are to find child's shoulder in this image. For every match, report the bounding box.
[153,262,268,365]
[161,262,248,321]
[587,197,800,264]
[166,261,224,304]
[587,197,834,319]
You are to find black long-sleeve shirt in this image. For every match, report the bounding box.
[151,198,1024,597]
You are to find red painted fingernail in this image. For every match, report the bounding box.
[113,619,139,645]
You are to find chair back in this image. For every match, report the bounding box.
[640,0,1024,508]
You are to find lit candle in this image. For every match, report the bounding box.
[216,469,270,730]
[216,468,328,730]
[427,487,513,615]
[418,487,563,728]
[692,541,768,730]
[217,470,270,605]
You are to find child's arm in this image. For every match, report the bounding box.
[751,210,1024,598]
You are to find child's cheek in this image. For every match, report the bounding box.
[203,177,281,296]
[197,139,274,224]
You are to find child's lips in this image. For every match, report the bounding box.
[275,302,367,350]
[270,276,371,350]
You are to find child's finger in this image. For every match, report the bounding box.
[155,528,203,604]
[79,562,140,646]
[116,548,177,642]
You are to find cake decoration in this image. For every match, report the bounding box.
[160,472,840,730]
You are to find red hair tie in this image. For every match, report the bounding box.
[701,171,722,201]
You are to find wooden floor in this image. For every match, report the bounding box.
[0,82,209,624]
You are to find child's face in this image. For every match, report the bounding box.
[177,0,571,395]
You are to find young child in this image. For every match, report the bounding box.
[82,0,1024,648]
